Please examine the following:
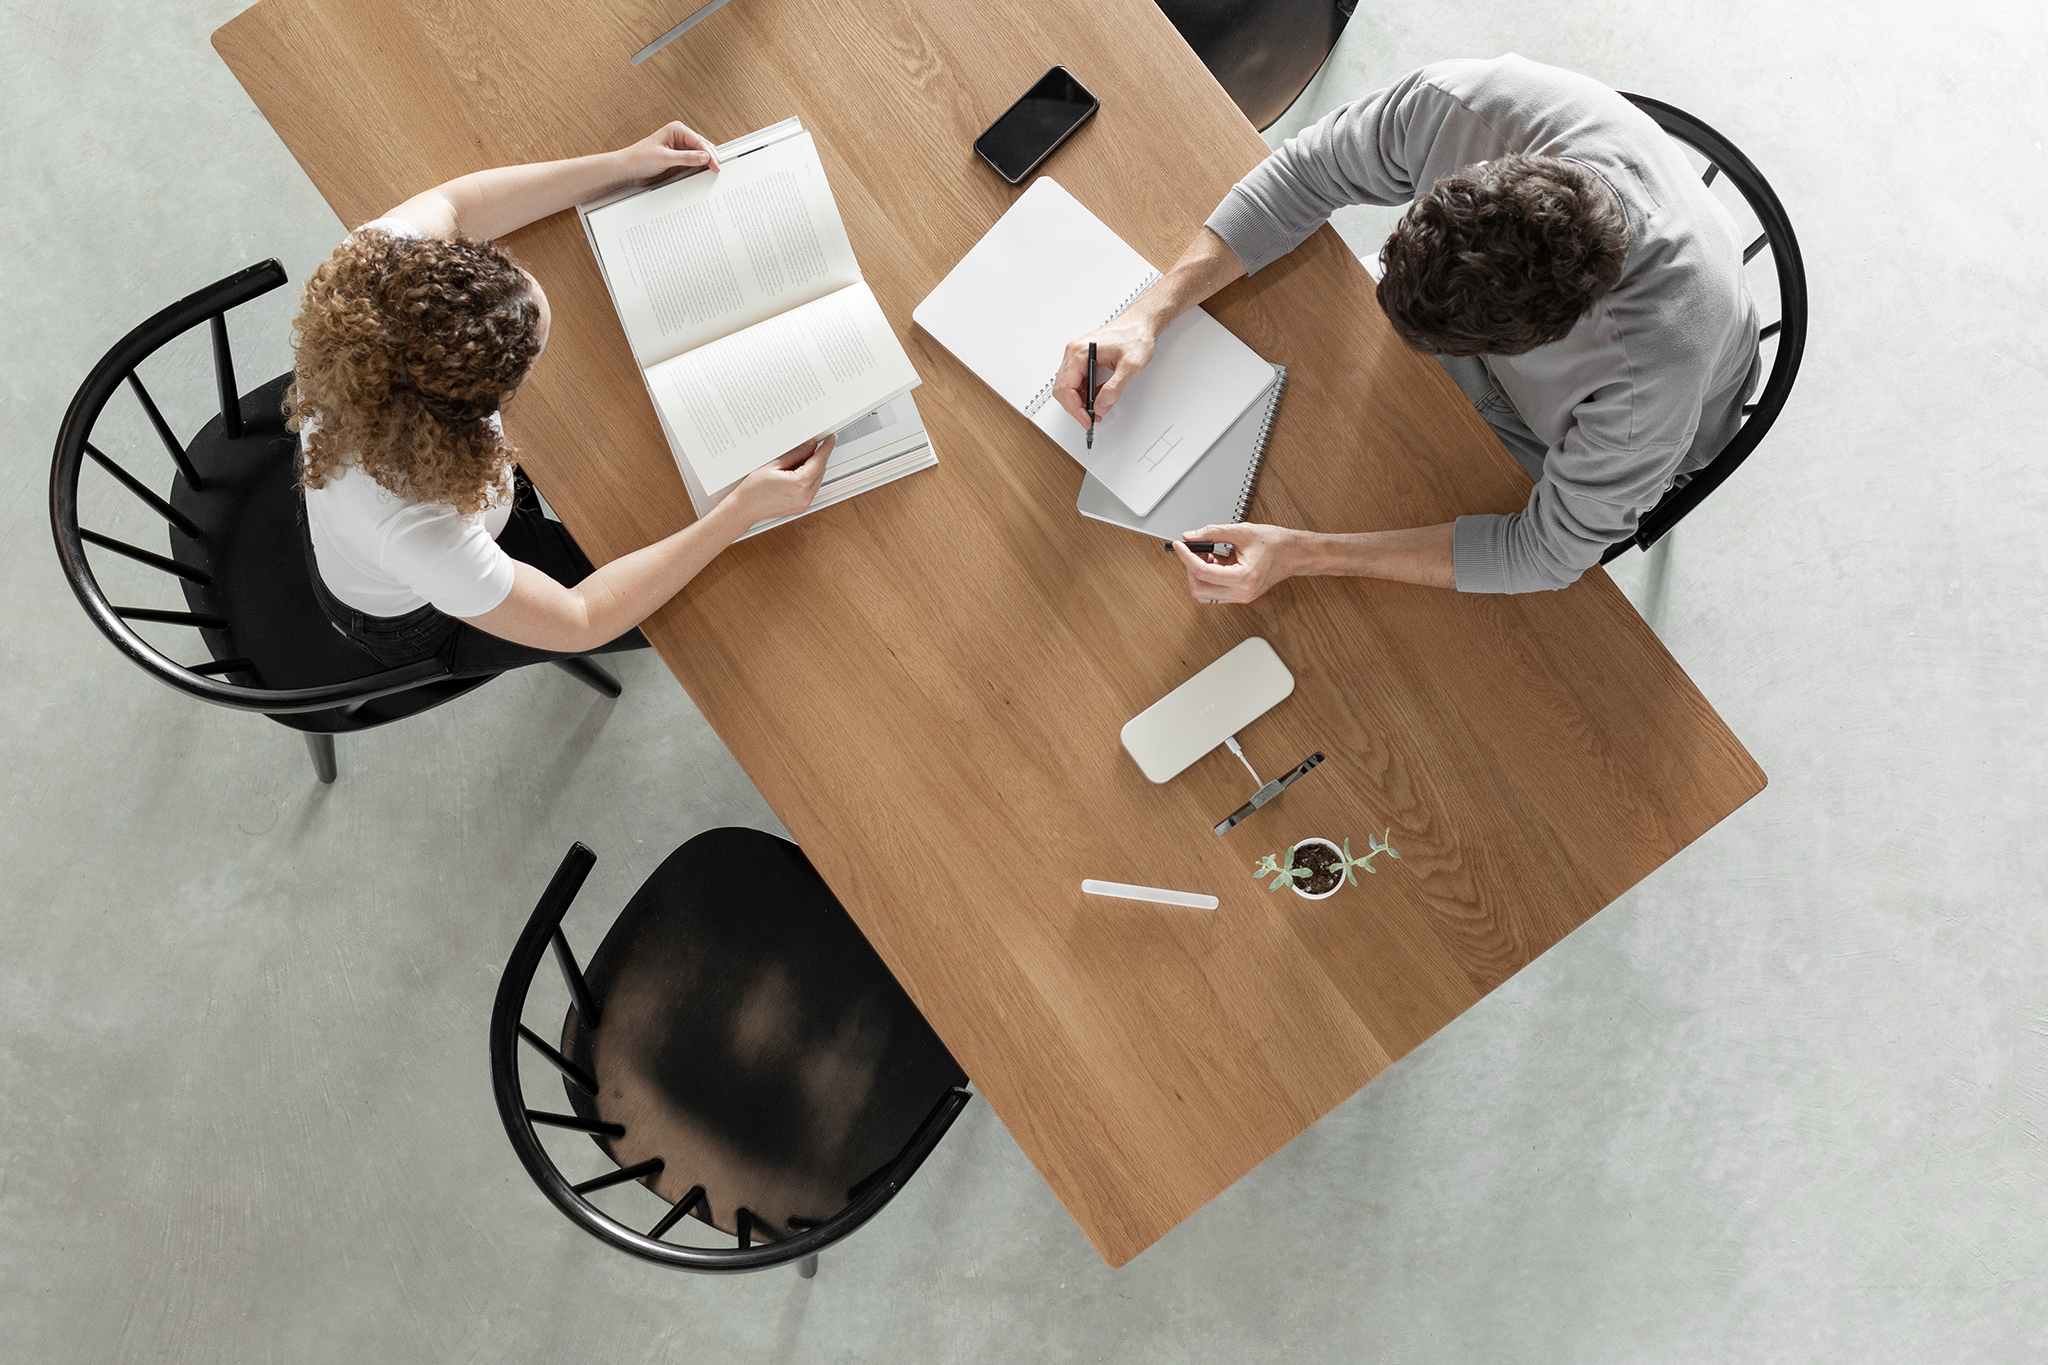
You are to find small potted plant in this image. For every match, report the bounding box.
[1252,830,1399,900]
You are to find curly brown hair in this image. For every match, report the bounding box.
[287,228,543,515]
[1376,154,1630,358]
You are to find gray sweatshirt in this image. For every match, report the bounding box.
[1206,56,1761,593]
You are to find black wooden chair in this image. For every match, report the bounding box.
[49,258,624,784]
[1156,0,1354,131]
[1600,93,1810,564]
[490,832,971,1276]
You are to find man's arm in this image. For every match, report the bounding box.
[1054,69,1454,428]
[383,122,722,240]
[1170,521,1456,602]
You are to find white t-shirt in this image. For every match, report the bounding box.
[302,216,519,619]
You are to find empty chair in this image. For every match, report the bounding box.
[48,258,624,783]
[1601,93,1810,563]
[1155,0,1354,131]
[490,832,971,1276]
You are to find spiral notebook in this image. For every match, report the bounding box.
[1077,364,1285,538]
[911,178,1275,516]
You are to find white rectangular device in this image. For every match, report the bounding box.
[1119,637,1295,783]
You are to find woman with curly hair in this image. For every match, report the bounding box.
[291,120,831,674]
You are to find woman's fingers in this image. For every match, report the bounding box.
[666,121,719,172]
[778,433,835,469]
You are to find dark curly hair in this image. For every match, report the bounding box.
[1376,154,1630,357]
[287,228,544,515]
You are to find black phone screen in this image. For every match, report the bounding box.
[974,67,1100,184]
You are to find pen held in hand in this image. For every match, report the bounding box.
[1165,540,1236,558]
[1085,341,1097,450]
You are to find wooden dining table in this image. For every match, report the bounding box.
[215,0,1766,1266]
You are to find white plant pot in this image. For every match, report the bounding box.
[1287,838,1343,900]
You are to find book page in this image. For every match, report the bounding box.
[644,281,921,497]
[585,131,862,367]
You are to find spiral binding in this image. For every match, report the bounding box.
[1234,366,1288,522]
[1021,270,1163,417]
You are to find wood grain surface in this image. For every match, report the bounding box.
[215,0,1765,1266]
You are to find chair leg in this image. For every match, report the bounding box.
[304,732,337,784]
[797,1254,818,1280]
[552,655,622,699]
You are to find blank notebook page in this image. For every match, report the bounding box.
[912,178,1159,413]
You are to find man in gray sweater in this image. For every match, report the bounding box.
[1054,55,1761,596]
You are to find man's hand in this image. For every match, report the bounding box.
[1053,227,1248,430]
[615,121,721,187]
[730,435,833,524]
[1053,311,1161,429]
[1170,523,1301,605]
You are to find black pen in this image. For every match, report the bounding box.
[1085,341,1097,449]
[1164,540,1236,557]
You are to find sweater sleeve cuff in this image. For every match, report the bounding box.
[1451,514,1511,594]
[1204,185,1296,277]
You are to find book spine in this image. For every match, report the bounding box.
[1235,368,1288,522]
[1020,270,1164,417]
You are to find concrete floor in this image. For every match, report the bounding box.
[5,1,2045,1360]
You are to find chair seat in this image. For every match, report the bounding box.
[167,371,492,733]
[560,829,967,1240]
[1155,0,1348,131]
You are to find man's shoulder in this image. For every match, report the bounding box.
[1409,55,1626,119]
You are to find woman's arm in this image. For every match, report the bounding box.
[383,122,722,240]
[458,437,833,653]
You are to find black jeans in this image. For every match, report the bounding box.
[302,473,649,677]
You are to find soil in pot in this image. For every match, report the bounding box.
[1292,841,1341,895]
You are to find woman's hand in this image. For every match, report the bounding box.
[1053,310,1162,428]
[1170,523,1304,605]
[614,121,722,187]
[728,435,834,525]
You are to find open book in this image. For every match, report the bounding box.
[912,178,1273,517]
[580,121,933,535]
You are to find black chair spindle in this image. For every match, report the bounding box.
[113,605,228,629]
[551,928,602,1031]
[84,441,200,538]
[572,1158,664,1196]
[77,528,210,585]
[648,1185,710,1240]
[517,1023,598,1096]
[125,372,204,490]
[209,313,243,440]
[526,1109,626,1138]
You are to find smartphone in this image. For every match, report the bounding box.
[974,66,1100,185]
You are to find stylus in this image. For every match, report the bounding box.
[1082,880,1219,910]
[1085,342,1097,449]
[1213,751,1326,835]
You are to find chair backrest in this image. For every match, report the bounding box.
[488,842,971,1272]
[1601,93,1809,564]
[49,259,456,715]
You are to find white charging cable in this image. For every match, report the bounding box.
[1223,734,1262,788]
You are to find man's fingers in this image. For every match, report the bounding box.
[1054,344,1091,426]
[1094,363,1140,416]
[1185,557,1248,589]
[1172,544,1244,586]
